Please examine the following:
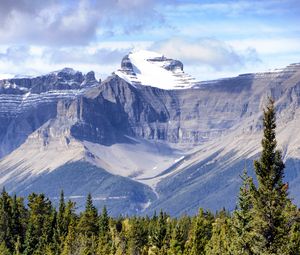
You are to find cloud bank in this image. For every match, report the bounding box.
[153,38,260,70]
[0,0,298,81]
[0,0,166,45]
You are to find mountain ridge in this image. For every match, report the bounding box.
[0,52,300,215]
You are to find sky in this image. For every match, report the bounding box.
[0,0,299,81]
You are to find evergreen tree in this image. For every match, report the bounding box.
[97,206,113,255]
[251,98,290,254]
[189,208,213,255]
[231,170,254,254]
[0,188,12,250]
[0,241,11,255]
[77,193,98,237]
[205,211,233,255]
[23,193,52,255]
[127,217,149,255]
[61,218,79,255]
[36,208,57,254]
[168,221,185,255]
[77,233,97,255]
[99,206,109,234]
[57,190,67,238]
[13,236,22,255]
[150,210,167,251]
[286,203,300,254]
[11,194,24,247]
[289,219,300,255]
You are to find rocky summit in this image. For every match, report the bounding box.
[0,51,300,216]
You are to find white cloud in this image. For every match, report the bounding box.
[0,44,132,80]
[152,38,260,70]
[227,38,300,55]
[0,0,166,46]
[0,0,298,82]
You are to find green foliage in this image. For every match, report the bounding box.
[189,209,213,255]
[0,241,11,255]
[231,170,254,254]
[97,206,114,255]
[168,221,185,255]
[77,193,98,237]
[150,210,168,252]
[61,218,79,255]
[0,188,13,251]
[251,98,291,254]
[127,217,149,255]
[206,210,233,255]
[23,193,52,255]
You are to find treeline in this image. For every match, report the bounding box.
[0,101,299,255]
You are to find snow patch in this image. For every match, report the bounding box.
[115,50,197,90]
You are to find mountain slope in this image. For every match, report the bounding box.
[0,52,300,215]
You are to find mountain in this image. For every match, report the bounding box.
[0,51,300,216]
[115,50,197,89]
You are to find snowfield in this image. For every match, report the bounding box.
[115,50,197,90]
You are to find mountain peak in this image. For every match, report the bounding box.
[115,50,197,90]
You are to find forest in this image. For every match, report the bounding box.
[0,99,299,255]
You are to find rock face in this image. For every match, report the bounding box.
[0,53,300,216]
[0,68,99,158]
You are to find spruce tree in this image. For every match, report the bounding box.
[99,206,109,234]
[23,193,52,255]
[190,208,213,255]
[57,190,67,238]
[205,210,233,255]
[251,98,290,254]
[127,217,149,255]
[150,210,167,251]
[77,193,98,237]
[231,170,254,254]
[97,206,114,255]
[168,221,185,255]
[61,218,79,255]
[11,194,24,247]
[286,204,300,254]
[0,188,12,250]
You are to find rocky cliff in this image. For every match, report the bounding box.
[0,52,300,216]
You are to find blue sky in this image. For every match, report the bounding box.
[0,0,299,81]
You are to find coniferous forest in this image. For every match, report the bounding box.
[0,99,299,255]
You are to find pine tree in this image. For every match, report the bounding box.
[61,218,79,255]
[77,193,98,237]
[77,233,97,255]
[57,190,67,238]
[285,203,300,254]
[23,193,52,255]
[231,170,254,254]
[168,221,185,255]
[205,210,233,255]
[99,206,109,234]
[11,194,24,247]
[0,188,12,250]
[251,98,290,254]
[97,206,113,255]
[127,217,149,255]
[190,208,213,255]
[150,210,167,251]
